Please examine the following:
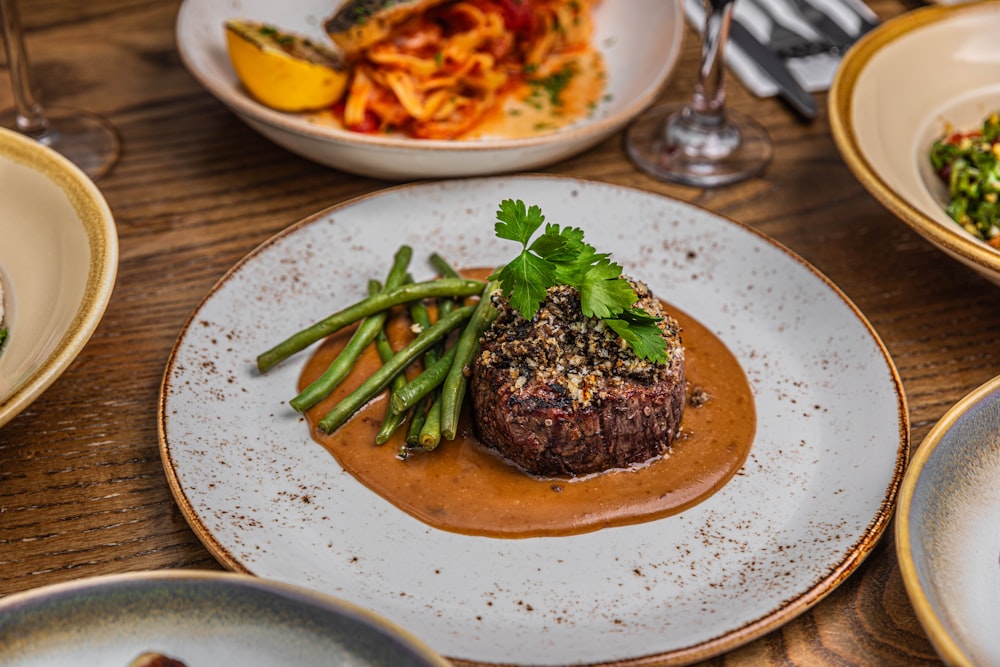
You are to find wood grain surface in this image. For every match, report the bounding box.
[0,0,976,664]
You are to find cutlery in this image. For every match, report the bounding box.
[784,0,854,51]
[726,18,818,119]
[838,0,880,34]
[748,0,846,58]
[748,0,879,58]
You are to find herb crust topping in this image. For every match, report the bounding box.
[477,279,683,410]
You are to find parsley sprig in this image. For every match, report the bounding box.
[489,199,668,363]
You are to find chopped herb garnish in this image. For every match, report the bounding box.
[490,199,668,363]
[930,112,1000,244]
[527,63,576,108]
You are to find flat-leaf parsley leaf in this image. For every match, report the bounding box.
[489,199,668,363]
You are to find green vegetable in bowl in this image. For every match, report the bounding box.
[929,111,1000,245]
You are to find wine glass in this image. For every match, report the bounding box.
[624,0,772,187]
[0,0,119,179]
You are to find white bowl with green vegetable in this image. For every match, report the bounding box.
[0,127,118,428]
[830,0,1000,284]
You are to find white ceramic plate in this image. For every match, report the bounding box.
[0,570,451,666]
[159,176,908,666]
[0,127,118,428]
[830,0,1000,285]
[175,0,684,180]
[896,375,1000,667]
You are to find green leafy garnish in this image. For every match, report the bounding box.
[489,199,668,363]
[527,63,577,108]
[929,111,1000,242]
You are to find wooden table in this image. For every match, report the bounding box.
[0,0,973,664]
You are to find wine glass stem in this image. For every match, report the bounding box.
[0,0,49,137]
[691,0,736,123]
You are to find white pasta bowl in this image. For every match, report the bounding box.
[829,0,1000,285]
[0,127,118,428]
[175,0,685,180]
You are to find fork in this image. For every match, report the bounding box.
[746,0,834,58]
[748,0,858,58]
[785,0,854,52]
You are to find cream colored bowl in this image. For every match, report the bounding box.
[896,374,1000,666]
[175,0,685,180]
[0,127,118,428]
[830,0,1000,284]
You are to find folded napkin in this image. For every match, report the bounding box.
[683,0,880,97]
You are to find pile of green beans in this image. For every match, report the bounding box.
[255,245,499,457]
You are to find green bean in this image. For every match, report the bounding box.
[389,344,458,413]
[430,253,466,343]
[374,329,408,445]
[288,248,412,412]
[407,299,438,365]
[257,277,484,372]
[408,297,433,332]
[418,396,443,451]
[387,246,413,286]
[406,404,430,445]
[317,305,475,434]
[289,280,380,412]
[440,281,499,441]
[429,252,461,279]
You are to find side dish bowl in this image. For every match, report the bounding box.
[896,374,1000,667]
[829,0,1000,285]
[0,127,118,429]
[0,570,451,666]
[175,0,685,180]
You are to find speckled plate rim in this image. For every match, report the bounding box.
[0,127,118,428]
[158,175,909,666]
[0,569,452,665]
[895,374,1000,667]
[828,0,1000,277]
[174,0,685,152]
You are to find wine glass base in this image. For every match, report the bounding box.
[1,107,120,180]
[625,102,773,187]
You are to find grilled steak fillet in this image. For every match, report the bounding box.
[470,281,685,477]
[324,0,450,55]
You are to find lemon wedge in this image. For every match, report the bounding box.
[225,19,348,112]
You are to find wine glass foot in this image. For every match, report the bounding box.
[1,106,120,180]
[625,102,772,187]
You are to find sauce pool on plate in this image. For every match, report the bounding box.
[299,290,756,539]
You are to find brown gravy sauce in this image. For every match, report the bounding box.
[301,285,755,539]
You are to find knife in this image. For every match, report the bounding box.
[727,18,818,119]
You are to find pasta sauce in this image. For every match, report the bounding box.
[300,293,755,539]
[313,0,606,139]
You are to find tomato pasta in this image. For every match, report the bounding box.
[331,0,601,139]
